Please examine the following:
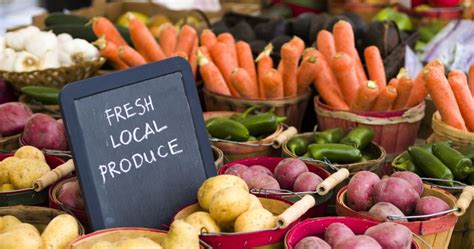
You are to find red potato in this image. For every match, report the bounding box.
[273,158,309,189]
[246,174,280,190]
[56,119,68,150]
[368,202,407,222]
[391,171,423,195]
[365,222,412,249]
[293,172,323,192]
[248,165,273,177]
[324,222,355,247]
[224,164,251,180]
[346,171,381,211]
[22,113,69,151]
[295,236,331,249]
[415,196,450,218]
[58,180,84,210]
[334,235,382,249]
[373,178,420,215]
[0,102,33,137]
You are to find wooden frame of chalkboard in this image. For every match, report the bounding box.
[59,57,216,230]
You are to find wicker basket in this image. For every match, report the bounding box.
[0,205,85,235]
[204,111,284,162]
[212,145,224,171]
[0,133,21,153]
[203,88,311,130]
[0,57,105,91]
[19,134,71,160]
[18,95,61,118]
[430,111,474,149]
[336,184,459,249]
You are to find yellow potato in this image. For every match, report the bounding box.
[185,211,221,234]
[2,223,39,235]
[0,184,14,192]
[209,187,250,223]
[41,214,79,249]
[198,175,248,211]
[0,228,42,249]
[0,157,18,184]
[234,208,275,233]
[248,194,263,210]
[161,220,199,249]
[14,146,45,162]
[91,241,115,249]
[1,215,21,231]
[9,159,50,189]
[115,238,162,249]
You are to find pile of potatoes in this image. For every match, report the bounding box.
[346,171,450,221]
[0,213,79,249]
[0,145,51,191]
[224,158,324,193]
[90,220,200,249]
[295,221,413,249]
[184,174,277,234]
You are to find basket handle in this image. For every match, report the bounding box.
[316,168,350,195]
[272,126,297,149]
[454,186,474,216]
[33,159,75,192]
[275,195,315,229]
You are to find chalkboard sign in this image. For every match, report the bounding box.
[60,58,216,230]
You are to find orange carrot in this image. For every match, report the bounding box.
[217,33,238,68]
[256,44,274,99]
[159,23,177,57]
[281,43,300,97]
[448,70,474,132]
[210,42,239,96]
[277,61,283,75]
[175,24,197,59]
[469,64,474,96]
[333,20,367,84]
[230,68,259,99]
[91,17,127,47]
[371,86,398,112]
[198,52,231,96]
[117,45,146,67]
[262,69,284,99]
[407,59,444,107]
[350,80,379,111]
[190,38,198,78]
[364,46,386,90]
[312,50,349,110]
[392,74,414,110]
[317,30,336,63]
[297,55,318,94]
[175,51,188,60]
[236,41,257,88]
[128,14,165,62]
[200,29,217,50]
[289,36,305,56]
[388,78,398,88]
[93,37,128,70]
[198,46,211,61]
[331,52,359,104]
[302,48,318,60]
[425,67,467,131]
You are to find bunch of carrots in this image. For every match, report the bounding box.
[198,29,316,99]
[91,14,198,76]
[425,63,474,132]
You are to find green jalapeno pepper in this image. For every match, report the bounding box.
[239,111,286,137]
[230,106,257,122]
[392,152,421,174]
[408,146,454,186]
[314,128,345,144]
[308,143,362,164]
[206,117,249,142]
[432,142,474,181]
[460,144,474,161]
[286,137,308,156]
[302,151,311,158]
[20,86,60,105]
[340,126,375,150]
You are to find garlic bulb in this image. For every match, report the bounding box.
[60,38,99,64]
[5,26,40,51]
[40,49,60,70]
[57,33,73,44]
[0,48,16,71]
[14,51,40,72]
[25,31,58,58]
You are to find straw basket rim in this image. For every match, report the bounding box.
[68,227,166,247]
[0,133,21,144]
[432,111,474,146]
[203,87,311,106]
